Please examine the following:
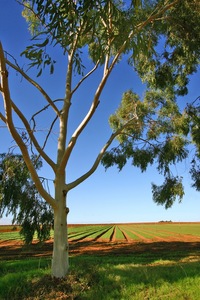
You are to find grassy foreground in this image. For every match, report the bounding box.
[0,252,200,299]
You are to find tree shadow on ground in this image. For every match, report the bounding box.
[0,240,200,264]
[71,257,200,300]
[70,240,200,265]
[0,240,200,299]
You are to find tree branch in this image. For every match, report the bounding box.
[66,116,139,190]
[66,130,119,191]
[11,101,57,171]
[59,69,110,172]
[71,62,100,95]
[5,58,61,116]
[0,41,56,208]
[0,112,6,123]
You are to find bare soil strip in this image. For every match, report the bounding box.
[1,238,200,261]
[110,226,116,242]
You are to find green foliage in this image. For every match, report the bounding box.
[0,154,53,244]
[21,0,136,75]
[134,0,200,96]
[20,0,200,84]
[190,158,200,191]
[152,176,184,209]
[185,97,200,191]
[187,99,200,151]
[102,90,189,207]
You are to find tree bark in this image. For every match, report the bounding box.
[51,185,69,278]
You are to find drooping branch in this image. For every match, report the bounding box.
[0,41,56,208]
[108,0,180,74]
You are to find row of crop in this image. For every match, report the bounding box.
[120,225,171,240]
[1,223,199,243]
[0,231,22,241]
[68,225,113,241]
[68,225,127,241]
[0,230,54,241]
[115,226,125,240]
[119,223,200,238]
[69,223,200,240]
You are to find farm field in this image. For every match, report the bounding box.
[0,222,200,259]
[0,223,200,299]
[1,222,200,244]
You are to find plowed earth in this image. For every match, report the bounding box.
[0,232,200,260]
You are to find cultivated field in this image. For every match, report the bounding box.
[1,222,200,243]
[0,223,200,299]
[67,222,200,242]
[0,222,200,257]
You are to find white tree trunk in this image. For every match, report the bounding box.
[51,186,69,278]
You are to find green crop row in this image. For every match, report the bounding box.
[119,226,141,240]
[84,226,113,240]
[68,225,112,241]
[115,226,125,240]
[119,223,200,239]
[98,226,115,240]
[0,223,199,243]
[0,231,22,241]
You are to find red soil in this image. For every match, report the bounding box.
[0,232,200,260]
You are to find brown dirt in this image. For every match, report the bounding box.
[0,234,200,260]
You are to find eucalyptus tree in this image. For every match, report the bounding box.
[0,0,199,277]
[0,154,53,244]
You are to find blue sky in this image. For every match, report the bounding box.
[0,0,199,225]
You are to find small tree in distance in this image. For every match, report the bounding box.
[0,0,200,277]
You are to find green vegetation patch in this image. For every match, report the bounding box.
[68,225,112,241]
[158,224,200,237]
[115,226,126,240]
[1,254,200,300]
[0,258,51,299]
[0,231,22,241]
[124,223,200,238]
[120,227,141,240]
[86,226,113,240]
[99,226,115,240]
